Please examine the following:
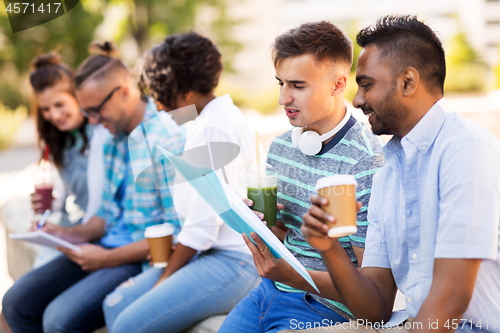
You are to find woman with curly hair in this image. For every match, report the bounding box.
[102,31,260,333]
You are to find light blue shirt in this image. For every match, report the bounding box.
[100,151,133,248]
[363,99,500,330]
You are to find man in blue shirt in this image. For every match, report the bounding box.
[297,15,500,332]
[2,43,185,333]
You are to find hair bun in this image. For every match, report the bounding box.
[89,41,120,58]
[31,52,62,69]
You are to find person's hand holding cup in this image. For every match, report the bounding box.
[144,224,175,268]
[302,175,360,252]
[32,158,54,214]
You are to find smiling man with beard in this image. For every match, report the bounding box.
[218,21,385,333]
[296,15,500,333]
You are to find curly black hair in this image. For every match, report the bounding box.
[139,31,222,110]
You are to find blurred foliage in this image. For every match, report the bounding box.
[0,0,104,73]
[445,33,487,93]
[0,78,26,109]
[0,0,242,112]
[495,47,500,89]
[114,0,242,72]
[346,20,361,74]
[344,73,357,104]
[344,21,361,104]
[0,0,240,71]
[0,102,27,150]
[216,78,279,115]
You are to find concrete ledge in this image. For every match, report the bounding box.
[182,315,227,333]
[1,195,227,333]
[2,195,38,281]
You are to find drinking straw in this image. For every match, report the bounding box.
[255,131,261,182]
[44,144,50,161]
[255,131,260,165]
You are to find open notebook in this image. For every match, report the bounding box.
[156,145,319,293]
[9,230,81,252]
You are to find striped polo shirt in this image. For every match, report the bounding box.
[267,117,384,319]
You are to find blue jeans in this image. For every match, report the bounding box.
[219,278,348,333]
[2,255,141,333]
[103,249,260,333]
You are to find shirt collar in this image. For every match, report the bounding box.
[143,98,158,122]
[113,98,158,141]
[382,98,449,157]
[196,94,232,121]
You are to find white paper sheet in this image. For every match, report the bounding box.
[156,145,319,292]
[9,230,81,252]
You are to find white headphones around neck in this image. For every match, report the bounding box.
[291,109,351,156]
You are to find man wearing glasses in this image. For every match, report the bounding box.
[2,44,185,333]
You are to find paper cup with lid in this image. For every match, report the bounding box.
[315,175,358,238]
[144,224,175,268]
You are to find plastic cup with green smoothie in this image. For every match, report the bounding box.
[245,163,278,228]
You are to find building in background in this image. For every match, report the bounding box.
[229,0,500,90]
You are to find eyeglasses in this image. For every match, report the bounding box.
[80,86,121,121]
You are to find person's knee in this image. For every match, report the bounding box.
[102,291,125,328]
[108,313,132,333]
[42,301,72,333]
[2,284,25,323]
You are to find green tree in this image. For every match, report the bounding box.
[0,0,241,109]
[106,0,241,72]
[445,32,487,93]
[495,47,500,89]
[343,20,361,103]
[0,0,104,73]
[0,0,104,107]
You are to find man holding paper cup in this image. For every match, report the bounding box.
[296,15,500,332]
[219,21,385,333]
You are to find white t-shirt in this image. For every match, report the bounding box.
[82,124,110,224]
[173,94,254,253]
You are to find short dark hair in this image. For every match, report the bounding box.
[356,15,446,94]
[75,41,128,89]
[272,21,353,69]
[139,31,222,110]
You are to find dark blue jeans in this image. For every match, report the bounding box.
[219,278,348,333]
[2,255,141,333]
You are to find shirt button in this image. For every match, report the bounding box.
[412,253,418,259]
[402,215,406,220]
[421,146,427,151]
[408,297,412,303]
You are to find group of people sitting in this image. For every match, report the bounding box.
[2,13,500,333]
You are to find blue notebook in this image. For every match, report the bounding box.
[156,145,319,292]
